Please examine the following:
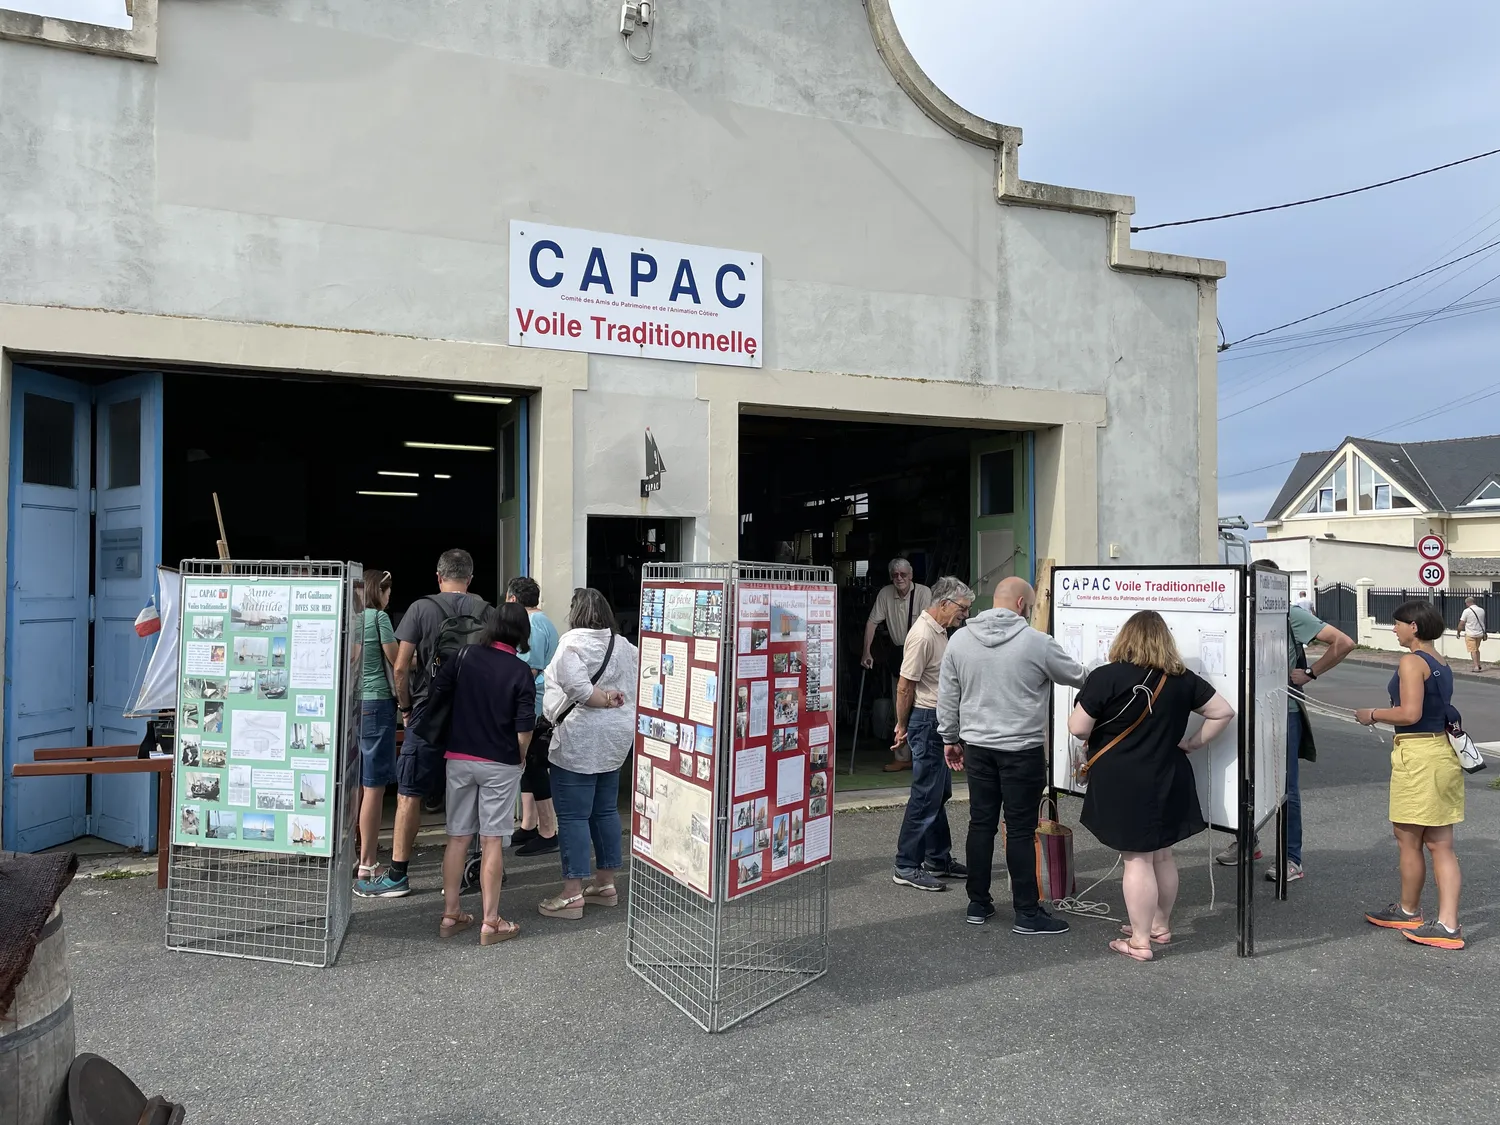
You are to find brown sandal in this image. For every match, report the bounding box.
[1120,924,1172,945]
[1109,938,1155,962]
[480,919,520,945]
[439,910,474,938]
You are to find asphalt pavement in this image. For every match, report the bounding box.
[59,678,1500,1125]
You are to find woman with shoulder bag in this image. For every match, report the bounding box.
[538,588,639,920]
[358,569,400,880]
[1067,610,1235,961]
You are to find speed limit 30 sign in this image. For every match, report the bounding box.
[1418,534,1445,560]
[1419,561,1446,588]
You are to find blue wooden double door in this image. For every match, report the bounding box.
[4,366,163,852]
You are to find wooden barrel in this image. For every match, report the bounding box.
[0,906,75,1125]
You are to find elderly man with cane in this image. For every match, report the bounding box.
[862,558,933,771]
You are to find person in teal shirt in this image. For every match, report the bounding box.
[358,569,399,880]
[505,577,561,854]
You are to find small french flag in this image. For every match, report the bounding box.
[134,600,161,638]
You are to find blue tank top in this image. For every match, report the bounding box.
[1386,651,1452,734]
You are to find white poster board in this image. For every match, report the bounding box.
[1050,567,1242,830]
[1252,569,1290,829]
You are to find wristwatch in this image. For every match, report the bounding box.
[1306,670,1317,680]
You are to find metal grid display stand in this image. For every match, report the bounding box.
[165,560,361,968]
[626,562,832,1032]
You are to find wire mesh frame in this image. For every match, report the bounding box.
[165,560,360,968]
[626,561,833,1032]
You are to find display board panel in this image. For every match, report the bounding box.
[725,582,837,899]
[1049,567,1242,830]
[630,579,726,899]
[172,576,344,855]
[1252,569,1290,829]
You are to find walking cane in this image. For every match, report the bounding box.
[848,667,866,775]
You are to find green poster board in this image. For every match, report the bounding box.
[172,576,345,856]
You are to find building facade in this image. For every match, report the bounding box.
[0,0,1224,850]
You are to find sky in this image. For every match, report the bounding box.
[890,0,1500,527]
[7,0,129,28]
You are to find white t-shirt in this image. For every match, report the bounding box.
[1460,605,1487,637]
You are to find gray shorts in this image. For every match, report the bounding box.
[444,758,523,838]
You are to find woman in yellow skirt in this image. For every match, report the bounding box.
[1356,600,1464,950]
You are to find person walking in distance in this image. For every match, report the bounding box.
[1458,596,1487,672]
[505,576,562,856]
[938,576,1087,932]
[891,577,974,891]
[861,558,934,772]
[356,549,492,899]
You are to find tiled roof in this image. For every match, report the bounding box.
[1266,434,1500,520]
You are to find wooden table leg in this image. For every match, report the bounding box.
[156,763,172,890]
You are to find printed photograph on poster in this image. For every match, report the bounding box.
[694,638,719,665]
[677,753,694,777]
[232,636,268,668]
[256,791,294,812]
[295,694,327,718]
[695,755,712,781]
[231,709,287,761]
[653,683,664,710]
[751,628,769,652]
[735,712,748,738]
[770,728,799,752]
[256,669,289,700]
[738,856,763,887]
[299,774,327,808]
[288,815,326,848]
[809,743,829,770]
[696,724,713,750]
[228,766,251,806]
[634,791,646,815]
[791,843,805,865]
[810,771,828,797]
[1095,626,1119,664]
[186,772,221,801]
[645,799,659,820]
[271,637,287,668]
[804,815,831,862]
[192,616,224,641]
[770,593,807,643]
[181,702,201,729]
[773,689,798,726]
[664,588,696,636]
[202,701,225,734]
[185,642,227,677]
[310,722,331,752]
[289,723,311,751]
[179,805,201,836]
[775,756,805,807]
[807,690,834,714]
[200,745,226,768]
[231,585,290,631]
[755,828,770,850]
[241,812,275,841]
[689,811,711,844]
[228,671,255,694]
[771,813,790,860]
[809,796,828,817]
[638,819,652,843]
[791,808,804,842]
[732,796,769,831]
[291,619,337,690]
[662,640,690,717]
[731,827,755,858]
[750,681,769,738]
[635,756,653,794]
[688,667,717,724]
[183,677,226,700]
[206,810,237,840]
[662,652,676,677]
[733,744,766,796]
[179,735,201,766]
[678,723,696,755]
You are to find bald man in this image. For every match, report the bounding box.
[937,576,1087,933]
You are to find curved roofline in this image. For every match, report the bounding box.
[865,0,1226,282]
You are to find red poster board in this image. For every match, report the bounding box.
[726,581,837,899]
[629,579,726,900]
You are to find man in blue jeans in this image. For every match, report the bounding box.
[892,577,974,891]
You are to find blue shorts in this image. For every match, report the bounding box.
[360,698,398,788]
[396,704,445,799]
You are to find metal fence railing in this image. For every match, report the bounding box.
[1367,588,1496,629]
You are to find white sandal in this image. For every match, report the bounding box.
[582,882,619,907]
[538,892,585,920]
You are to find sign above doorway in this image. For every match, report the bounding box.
[509,221,762,368]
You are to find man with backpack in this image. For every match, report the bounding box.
[356,549,492,898]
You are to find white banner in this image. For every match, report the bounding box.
[1055,568,1236,615]
[509,221,762,368]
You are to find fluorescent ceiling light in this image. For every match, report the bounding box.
[377,470,419,478]
[357,490,419,498]
[453,393,513,405]
[434,473,452,479]
[404,441,494,452]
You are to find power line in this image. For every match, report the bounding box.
[1219,297,1500,360]
[1366,378,1500,437]
[1218,267,1500,421]
[1221,455,1303,481]
[1220,237,1500,350]
[1133,146,1500,232]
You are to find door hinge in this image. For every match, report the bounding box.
[88,594,96,623]
[87,702,94,732]
[89,487,97,515]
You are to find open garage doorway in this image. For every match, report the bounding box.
[738,412,1032,788]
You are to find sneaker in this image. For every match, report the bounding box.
[1214,839,1263,866]
[511,826,539,847]
[422,794,444,814]
[515,833,560,856]
[1264,860,1304,883]
[1013,907,1070,936]
[966,901,996,926]
[354,870,410,898]
[892,866,946,892]
[1403,920,1465,950]
[923,859,969,879]
[1365,903,1423,930]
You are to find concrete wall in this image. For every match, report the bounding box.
[0,0,1220,567]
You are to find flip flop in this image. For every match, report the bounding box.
[1109,938,1155,962]
[480,919,520,946]
[1120,924,1172,945]
[439,910,474,938]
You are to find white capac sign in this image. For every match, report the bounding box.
[508,221,763,368]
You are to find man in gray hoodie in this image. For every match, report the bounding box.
[938,576,1087,932]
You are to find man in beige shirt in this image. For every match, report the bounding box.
[892,576,974,891]
[861,557,934,770]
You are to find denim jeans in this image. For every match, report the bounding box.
[963,743,1045,913]
[359,698,397,788]
[894,708,952,870]
[1285,707,1303,864]
[550,764,623,880]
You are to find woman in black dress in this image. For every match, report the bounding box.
[1067,611,1235,961]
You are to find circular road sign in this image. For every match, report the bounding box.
[1417,533,1445,560]
[1419,561,1446,588]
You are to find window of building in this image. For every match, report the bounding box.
[1355,455,1414,511]
[1468,480,1500,505]
[1299,462,1347,514]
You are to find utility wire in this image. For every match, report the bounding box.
[1133,147,1500,232]
[1219,297,1500,360]
[1221,455,1303,481]
[1221,237,1500,350]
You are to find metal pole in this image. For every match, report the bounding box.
[1276,798,1289,902]
[848,667,866,775]
[1237,566,1255,958]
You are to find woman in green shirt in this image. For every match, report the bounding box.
[359,569,399,879]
